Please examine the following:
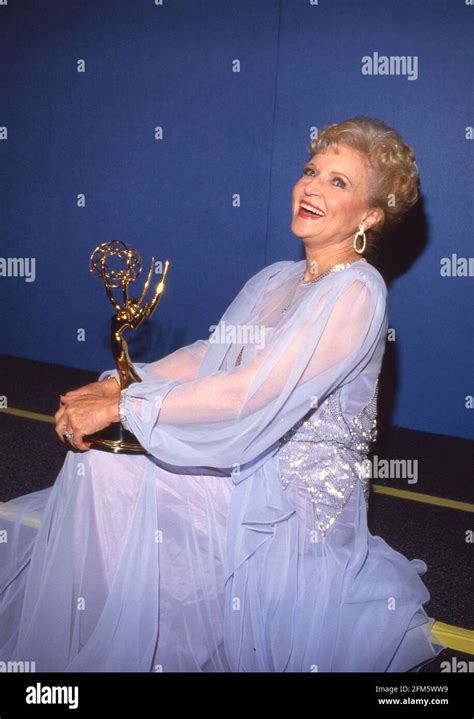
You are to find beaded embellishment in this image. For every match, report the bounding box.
[277,379,379,536]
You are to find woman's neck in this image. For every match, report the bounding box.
[302,250,362,282]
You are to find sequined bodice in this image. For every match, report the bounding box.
[277,380,379,535]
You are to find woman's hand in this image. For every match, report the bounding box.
[54,394,120,451]
[59,377,120,404]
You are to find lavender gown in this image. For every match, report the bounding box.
[0,258,445,672]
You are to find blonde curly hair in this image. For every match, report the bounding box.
[307,116,420,255]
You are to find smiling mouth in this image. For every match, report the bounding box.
[298,201,326,219]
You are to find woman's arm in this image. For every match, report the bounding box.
[98,261,292,386]
[57,339,210,433]
[59,340,209,407]
[124,338,209,383]
[56,261,295,449]
[116,272,388,469]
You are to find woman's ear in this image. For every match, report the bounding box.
[363,207,384,233]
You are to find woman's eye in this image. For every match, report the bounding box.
[302,168,346,189]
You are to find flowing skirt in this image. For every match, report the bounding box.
[0,448,445,672]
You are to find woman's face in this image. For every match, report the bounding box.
[291,144,380,247]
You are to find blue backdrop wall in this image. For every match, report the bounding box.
[0,0,472,440]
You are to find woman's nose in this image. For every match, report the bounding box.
[304,175,322,192]
[304,178,323,197]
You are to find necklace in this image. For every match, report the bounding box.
[282,259,361,313]
[298,261,351,287]
[234,258,363,367]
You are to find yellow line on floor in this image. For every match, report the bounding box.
[431,621,474,656]
[0,504,40,528]
[0,407,55,423]
[1,406,473,514]
[372,483,474,513]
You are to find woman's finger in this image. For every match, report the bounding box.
[54,403,72,444]
[54,409,66,439]
[74,435,92,451]
[54,403,65,421]
[55,423,66,443]
[69,421,91,451]
[61,393,79,402]
[56,396,110,451]
[56,420,70,443]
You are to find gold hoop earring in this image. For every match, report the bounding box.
[353,224,366,254]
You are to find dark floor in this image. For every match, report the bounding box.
[0,353,473,672]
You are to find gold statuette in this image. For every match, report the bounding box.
[84,240,170,454]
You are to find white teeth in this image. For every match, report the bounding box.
[300,202,325,217]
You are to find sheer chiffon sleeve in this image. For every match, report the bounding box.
[119,269,388,471]
[97,262,285,385]
[97,339,209,384]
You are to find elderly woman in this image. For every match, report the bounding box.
[0,116,445,672]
